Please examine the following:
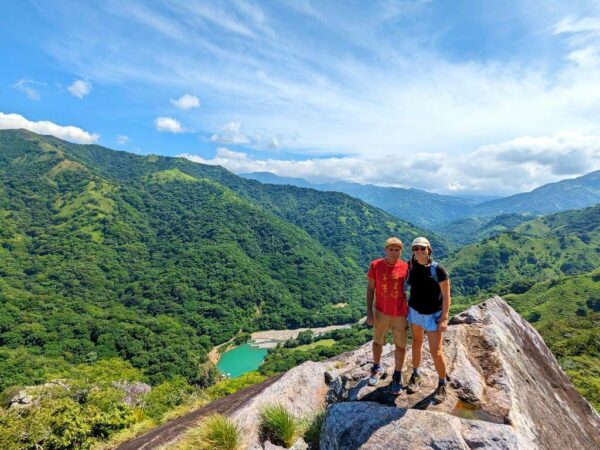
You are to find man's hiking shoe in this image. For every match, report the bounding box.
[406,372,422,394]
[368,365,384,386]
[433,383,447,404]
[390,372,403,395]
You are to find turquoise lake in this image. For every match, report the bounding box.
[216,343,268,378]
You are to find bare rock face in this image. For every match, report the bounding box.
[321,402,525,450]
[320,296,600,449]
[112,380,152,407]
[231,360,332,447]
[8,380,69,409]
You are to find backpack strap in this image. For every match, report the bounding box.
[406,260,439,289]
[430,261,438,283]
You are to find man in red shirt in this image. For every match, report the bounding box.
[366,237,409,394]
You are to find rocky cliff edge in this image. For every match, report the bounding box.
[231,296,600,449]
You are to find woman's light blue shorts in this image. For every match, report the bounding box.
[407,307,442,332]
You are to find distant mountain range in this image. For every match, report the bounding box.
[240,172,479,228]
[241,170,600,231]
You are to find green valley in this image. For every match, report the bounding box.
[1,129,599,448]
[0,129,439,390]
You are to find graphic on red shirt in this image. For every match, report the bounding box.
[367,258,408,317]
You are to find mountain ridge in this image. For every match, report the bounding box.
[241,170,600,231]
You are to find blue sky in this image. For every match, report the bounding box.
[2,0,600,195]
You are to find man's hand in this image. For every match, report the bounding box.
[438,318,448,332]
[367,310,374,326]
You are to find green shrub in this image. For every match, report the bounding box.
[259,404,300,448]
[175,414,241,450]
[143,376,193,421]
[303,410,325,450]
[205,371,266,400]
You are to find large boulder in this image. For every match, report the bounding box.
[320,297,600,449]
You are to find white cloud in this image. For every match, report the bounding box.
[568,46,600,67]
[0,112,99,144]
[171,94,200,109]
[13,79,44,100]
[154,116,185,133]
[210,121,250,144]
[116,135,129,144]
[179,131,600,196]
[554,16,600,34]
[68,79,92,98]
[25,1,600,194]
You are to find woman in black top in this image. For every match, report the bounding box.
[405,237,451,403]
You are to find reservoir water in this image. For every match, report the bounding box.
[216,343,268,378]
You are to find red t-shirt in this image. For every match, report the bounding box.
[367,258,408,317]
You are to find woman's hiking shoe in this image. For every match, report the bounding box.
[368,365,384,386]
[433,383,447,404]
[406,372,422,394]
[390,371,403,395]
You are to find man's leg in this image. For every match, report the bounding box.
[391,315,408,372]
[369,309,389,385]
[390,316,407,394]
[394,346,406,371]
[372,341,383,365]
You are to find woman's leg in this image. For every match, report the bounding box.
[427,330,447,381]
[411,323,425,369]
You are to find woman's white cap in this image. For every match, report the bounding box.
[411,237,431,248]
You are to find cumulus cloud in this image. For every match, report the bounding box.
[209,122,285,149]
[171,94,200,109]
[116,135,129,145]
[154,116,185,133]
[210,121,250,144]
[179,131,600,196]
[0,112,99,144]
[13,79,44,100]
[68,79,92,98]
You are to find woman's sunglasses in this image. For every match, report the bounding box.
[412,245,427,251]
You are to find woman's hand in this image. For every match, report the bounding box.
[438,318,448,332]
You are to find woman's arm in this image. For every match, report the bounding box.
[438,279,451,332]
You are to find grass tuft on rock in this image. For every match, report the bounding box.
[174,414,242,450]
[259,404,300,448]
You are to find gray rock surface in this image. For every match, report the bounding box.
[113,380,152,407]
[263,437,308,449]
[230,360,331,447]
[320,297,600,449]
[321,402,526,450]
[120,296,600,449]
[9,379,69,409]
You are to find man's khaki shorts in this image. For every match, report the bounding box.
[373,308,408,348]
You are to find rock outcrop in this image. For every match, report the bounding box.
[117,296,600,449]
[319,296,600,449]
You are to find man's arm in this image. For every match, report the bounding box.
[366,278,375,326]
[438,279,451,332]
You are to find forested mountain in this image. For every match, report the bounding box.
[0,129,441,390]
[242,170,600,233]
[431,213,534,247]
[471,170,600,216]
[447,204,600,298]
[240,172,478,228]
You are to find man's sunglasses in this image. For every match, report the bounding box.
[412,245,427,251]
